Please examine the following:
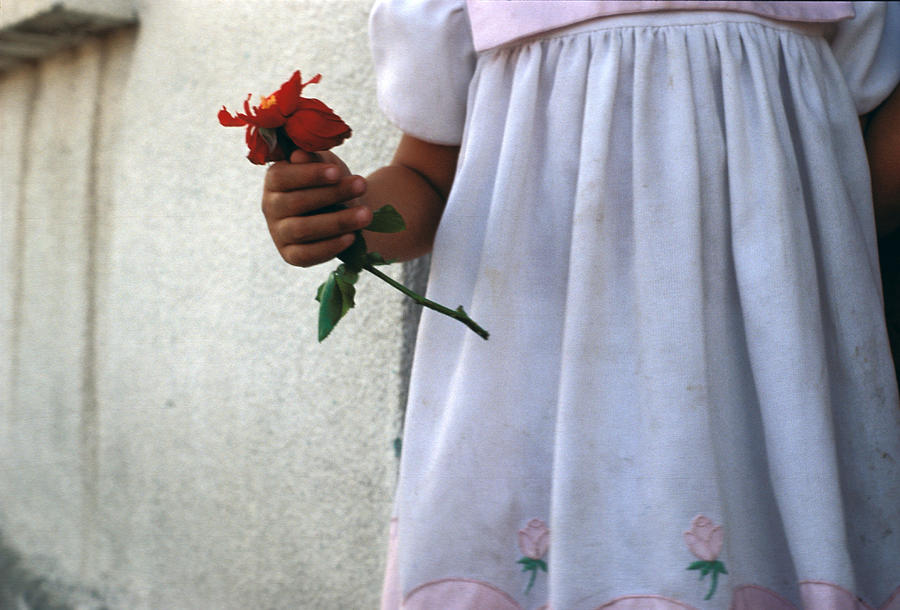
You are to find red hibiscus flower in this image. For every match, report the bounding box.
[219,71,352,164]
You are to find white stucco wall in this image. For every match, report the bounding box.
[1,1,404,607]
[0,0,135,28]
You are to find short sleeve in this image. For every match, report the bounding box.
[369,0,477,145]
[829,1,900,114]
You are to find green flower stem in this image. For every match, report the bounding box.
[361,262,490,340]
[706,569,720,601]
[524,567,538,595]
[516,557,547,596]
[687,560,727,601]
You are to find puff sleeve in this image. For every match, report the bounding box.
[369,0,477,145]
[829,1,900,114]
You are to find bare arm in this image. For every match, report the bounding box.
[864,85,900,237]
[362,135,459,260]
[261,134,458,266]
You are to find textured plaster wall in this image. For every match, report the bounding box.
[0,0,136,29]
[1,1,403,608]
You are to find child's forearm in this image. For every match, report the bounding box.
[361,165,445,261]
[865,85,900,237]
[361,135,459,261]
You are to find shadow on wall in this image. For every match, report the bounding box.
[882,232,900,386]
[0,531,107,610]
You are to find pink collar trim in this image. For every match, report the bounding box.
[465,1,854,51]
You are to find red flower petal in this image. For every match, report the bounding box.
[284,98,352,151]
[221,72,350,163]
[274,70,303,116]
[218,106,247,127]
[232,94,284,129]
[247,105,287,129]
[245,127,276,165]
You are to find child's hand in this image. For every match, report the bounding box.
[261,150,373,267]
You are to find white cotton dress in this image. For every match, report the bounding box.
[369,2,900,609]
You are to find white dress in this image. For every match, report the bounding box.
[369,2,900,609]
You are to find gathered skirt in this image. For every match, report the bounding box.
[383,10,900,610]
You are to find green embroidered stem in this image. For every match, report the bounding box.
[687,560,727,601]
[707,568,720,600]
[362,263,490,340]
[517,557,547,595]
[524,566,538,595]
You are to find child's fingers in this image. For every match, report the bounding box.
[292,149,344,167]
[262,149,364,267]
[289,150,320,164]
[263,175,366,219]
[280,234,357,268]
[273,205,372,247]
[264,160,342,193]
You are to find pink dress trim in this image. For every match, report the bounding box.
[799,580,871,610]
[465,0,854,51]
[388,577,900,609]
[596,594,697,609]
[731,584,797,610]
[879,587,900,610]
[404,578,521,610]
[383,517,900,609]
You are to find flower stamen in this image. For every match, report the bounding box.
[259,93,278,110]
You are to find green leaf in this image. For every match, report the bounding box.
[335,274,356,317]
[336,265,359,285]
[317,272,344,342]
[336,232,367,272]
[687,561,708,571]
[516,557,548,572]
[366,205,406,233]
[317,264,361,341]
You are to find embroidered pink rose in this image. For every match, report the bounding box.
[684,515,723,561]
[684,515,728,600]
[517,519,549,595]
[519,519,550,559]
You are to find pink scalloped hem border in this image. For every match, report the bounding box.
[797,580,900,610]
[596,594,697,608]
[800,580,869,610]
[382,519,900,609]
[879,587,900,610]
[404,578,521,609]
[386,578,900,610]
[732,583,797,609]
